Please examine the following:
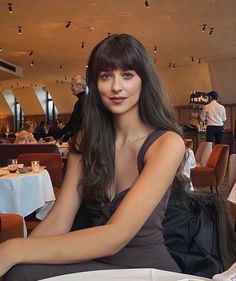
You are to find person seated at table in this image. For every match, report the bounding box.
[14,121,38,144]
[0,34,187,281]
[34,121,54,142]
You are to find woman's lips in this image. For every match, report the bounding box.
[110,96,127,104]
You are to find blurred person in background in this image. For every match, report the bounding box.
[14,121,37,144]
[55,75,87,141]
[201,91,226,144]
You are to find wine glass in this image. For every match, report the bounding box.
[8,159,18,173]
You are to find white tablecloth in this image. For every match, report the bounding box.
[228,182,236,204]
[183,149,196,191]
[39,268,211,281]
[0,169,55,220]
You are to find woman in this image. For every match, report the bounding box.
[1,34,186,280]
[14,121,37,144]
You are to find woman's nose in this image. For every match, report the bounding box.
[111,76,122,93]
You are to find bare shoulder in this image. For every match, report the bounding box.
[144,131,185,162]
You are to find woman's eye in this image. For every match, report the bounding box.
[123,72,134,79]
[100,73,111,80]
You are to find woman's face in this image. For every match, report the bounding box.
[97,68,142,116]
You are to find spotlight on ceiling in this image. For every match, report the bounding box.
[29,51,34,56]
[59,64,63,70]
[168,63,172,68]
[209,27,214,35]
[107,32,111,37]
[18,26,22,34]
[144,0,149,8]
[8,3,13,14]
[30,60,34,66]
[172,64,176,69]
[81,42,85,49]
[198,58,201,64]
[65,21,72,28]
[202,24,207,32]
[154,46,157,53]
[191,56,194,62]
[0,47,2,52]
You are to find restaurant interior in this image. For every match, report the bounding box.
[0,0,236,280]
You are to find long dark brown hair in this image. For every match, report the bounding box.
[75,34,186,206]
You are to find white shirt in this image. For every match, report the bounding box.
[201,100,226,126]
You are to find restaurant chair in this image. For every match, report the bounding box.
[190,144,229,194]
[17,153,63,197]
[228,154,236,231]
[0,214,24,243]
[195,141,212,167]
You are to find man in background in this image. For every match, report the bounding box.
[56,75,87,141]
[201,91,226,144]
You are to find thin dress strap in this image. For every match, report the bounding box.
[137,130,169,173]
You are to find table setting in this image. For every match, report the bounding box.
[0,159,55,220]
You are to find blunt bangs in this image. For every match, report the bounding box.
[91,34,144,80]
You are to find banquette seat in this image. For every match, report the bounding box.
[0,143,59,167]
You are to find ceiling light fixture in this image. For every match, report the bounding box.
[144,0,149,8]
[191,56,194,62]
[88,26,95,31]
[209,27,214,35]
[154,46,157,53]
[202,24,207,32]
[107,32,111,37]
[59,64,63,70]
[30,60,34,66]
[65,21,72,28]
[29,51,33,56]
[18,26,22,34]
[172,64,176,69]
[198,58,201,64]
[0,47,2,52]
[168,63,172,68]
[81,42,85,48]
[8,3,13,14]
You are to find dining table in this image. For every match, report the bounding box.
[183,148,196,191]
[0,168,55,220]
[39,268,211,281]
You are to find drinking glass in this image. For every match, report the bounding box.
[8,159,18,173]
[31,161,40,173]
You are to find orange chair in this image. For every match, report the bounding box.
[190,144,229,194]
[17,153,63,197]
[228,154,236,231]
[0,214,24,243]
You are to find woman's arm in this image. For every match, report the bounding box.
[29,152,82,237]
[0,132,184,274]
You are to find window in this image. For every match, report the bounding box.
[46,92,58,123]
[14,97,24,131]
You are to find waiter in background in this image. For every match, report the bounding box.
[56,75,87,141]
[201,91,226,144]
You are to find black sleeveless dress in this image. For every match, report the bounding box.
[84,130,180,272]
